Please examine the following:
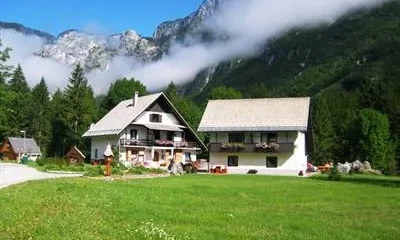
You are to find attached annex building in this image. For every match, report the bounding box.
[83,92,206,168]
[198,97,311,175]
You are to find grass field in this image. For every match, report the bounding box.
[1,174,399,240]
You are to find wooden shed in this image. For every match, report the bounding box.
[65,146,85,165]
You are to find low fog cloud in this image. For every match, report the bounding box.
[134,0,387,86]
[0,0,387,94]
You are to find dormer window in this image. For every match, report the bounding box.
[150,113,162,123]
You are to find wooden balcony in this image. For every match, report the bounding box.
[120,138,199,148]
[209,142,294,153]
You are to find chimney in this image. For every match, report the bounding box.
[133,91,139,106]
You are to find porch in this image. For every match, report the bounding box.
[120,144,198,168]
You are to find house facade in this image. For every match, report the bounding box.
[198,97,311,175]
[83,92,206,168]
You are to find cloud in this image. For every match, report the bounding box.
[0,0,388,94]
[0,30,137,93]
[133,0,387,85]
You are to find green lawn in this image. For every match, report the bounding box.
[1,175,399,240]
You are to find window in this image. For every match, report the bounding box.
[153,130,160,140]
[130,129,137,139]
[185,152,191,162]
[261,132,278,143]
[227,156,239,167]
[266,156,278,168]
[167,131,174,141]
[95,149,98,159]
[150,113,162,123]
[228,133,245,143]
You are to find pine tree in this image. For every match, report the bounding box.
[30,77,51,154]
[312,98,335,165]
[5,64,32,137]
[165,81,178,101]
[48,89,67,157]
[101,77,147,112]
[63,64,98,151]
[209,86,242,100]
[357,109,393,171]
[8,64,30,93]
[0,39,13,86]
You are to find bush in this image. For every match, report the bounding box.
[247,169,258,174]
[183,163,192,174]
[148,168,166,174]
[328,165,341,181]
[128,166,147,175]
[84,165,104,177]
[112,166,124,175]
[37,157,68,166]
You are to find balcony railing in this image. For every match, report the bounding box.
[209,142,294,153]
[120,138,198,148]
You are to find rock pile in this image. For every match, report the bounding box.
[337,160,381,174]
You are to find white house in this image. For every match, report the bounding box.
[83,92,207,168]
[198,97,311,175]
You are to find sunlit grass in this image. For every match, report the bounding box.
[0,174,399,239]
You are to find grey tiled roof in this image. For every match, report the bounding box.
[82,93,162,137]
[8,137,41,154]
[198,97,310,132]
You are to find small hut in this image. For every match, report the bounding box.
[65,146,85,165]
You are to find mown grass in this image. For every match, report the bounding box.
[0,175,399,240]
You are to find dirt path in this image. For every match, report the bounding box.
[0,163,82,189]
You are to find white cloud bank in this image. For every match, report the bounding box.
[0,0,388,93]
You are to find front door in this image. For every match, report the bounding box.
[154,151,160,161]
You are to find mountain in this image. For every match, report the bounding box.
[0,22,55,42]
[0,0,224,72]
[186,1,400,167]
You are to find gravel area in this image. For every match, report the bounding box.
[0,163,82,189]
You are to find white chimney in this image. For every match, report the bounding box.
[133,91,138,106]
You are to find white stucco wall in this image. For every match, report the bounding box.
[91,136,119,160]
[209,131,307,175]
[134,110,180,125]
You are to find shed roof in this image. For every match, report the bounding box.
[198,97,311,132]
[7,137,41,154]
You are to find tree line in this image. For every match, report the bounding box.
[1,39,398,174]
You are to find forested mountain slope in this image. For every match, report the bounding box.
[189,1,400,168]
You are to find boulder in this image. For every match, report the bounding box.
[363,161,372,170]
[337,162,351,174]
[170,163,184,175]
[352,160,364,172]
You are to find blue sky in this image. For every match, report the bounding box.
[0,0,204,37]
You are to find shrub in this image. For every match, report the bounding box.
[183,163,192,174]
[127,166,147,175]
[328,165,341,181]
[112,166,124,175]
[247,169,258,174]
[149,168,166,174]
[84,165,104,177]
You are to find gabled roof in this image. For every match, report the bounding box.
[83,93,162,137]
[198,97,311,132]
[5,137,41,154]
[82,92,207,150]
[65,146,85,159]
